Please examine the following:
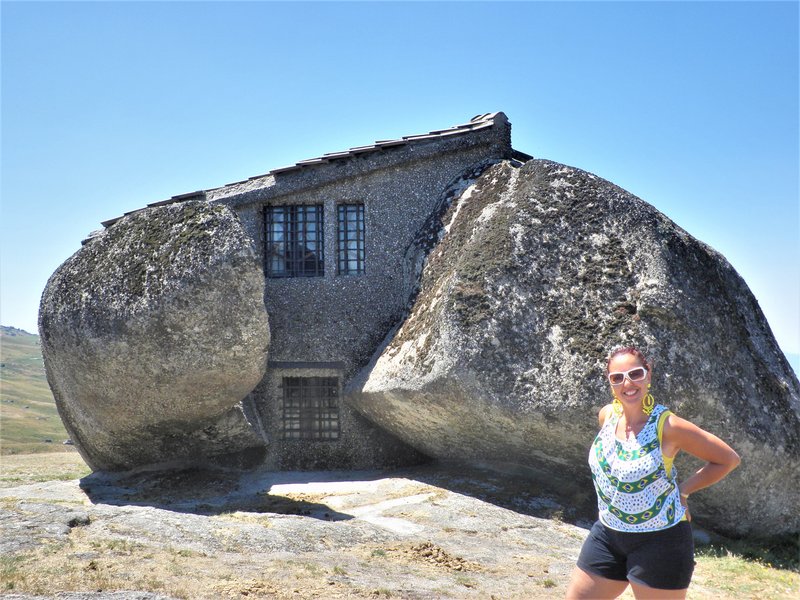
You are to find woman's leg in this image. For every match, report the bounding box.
[565,565,629,600]
[629,581,688,599]
[625,522,694,597]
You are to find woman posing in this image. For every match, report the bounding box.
[566,346,740,599]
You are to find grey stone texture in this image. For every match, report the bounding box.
[0,463,590,599]
[203,113,514,470]
[40,112,797,540]
[346,158,800,539]
[246,367,427,470]
[2,595,175,600]
[39,201,270,471]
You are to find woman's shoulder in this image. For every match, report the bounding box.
[660,408,688,429]
[659,410,741,468]
[660,410,701,448]
[598,404,615,427]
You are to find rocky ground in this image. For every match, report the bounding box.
[1,454,797,599]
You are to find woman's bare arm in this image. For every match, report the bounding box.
[663,414,741,497]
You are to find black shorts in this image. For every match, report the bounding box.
[577,520,695,590]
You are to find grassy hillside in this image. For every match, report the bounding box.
[0,326,72,455]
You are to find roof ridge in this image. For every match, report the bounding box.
[264,111,506,177]
[100,112,507,228]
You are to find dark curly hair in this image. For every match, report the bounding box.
[606,346,651,373]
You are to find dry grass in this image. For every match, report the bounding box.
[691,550,799,599]
[1,452,797,599]
[5,530,796,599]
[0,528,379,599]
[0,327,73,455]
[0,449,90,488]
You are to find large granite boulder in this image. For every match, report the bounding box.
[347,159,800,539]
[39,201,271,471]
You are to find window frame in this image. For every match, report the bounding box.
[264,204,325,278]
[336,203,366,276]
[280,376,340,441]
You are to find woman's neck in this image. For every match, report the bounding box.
[620,407,648,427]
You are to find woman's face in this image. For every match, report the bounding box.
[607,352,652,409]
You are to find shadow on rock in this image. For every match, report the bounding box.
[79,461,598,527]
[79,466,355,522]
[399,461,598,529]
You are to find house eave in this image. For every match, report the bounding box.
[97,112,513,229]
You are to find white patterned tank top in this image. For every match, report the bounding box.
[588,403,686,532]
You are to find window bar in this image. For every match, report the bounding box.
[280,376,340,440]
[337,204,365,275]
[265,205,324,278]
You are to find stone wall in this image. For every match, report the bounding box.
[211,117,513,469]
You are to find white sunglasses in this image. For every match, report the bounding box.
[608,367,648,386]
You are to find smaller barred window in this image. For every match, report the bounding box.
[281,376,340,440]
[337,203,365,275]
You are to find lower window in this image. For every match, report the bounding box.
[281,376,340,440]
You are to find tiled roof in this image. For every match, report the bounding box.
[213,112,506,186]
[100,112,506,228]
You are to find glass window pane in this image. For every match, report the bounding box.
[337,203,364,275]
[266,205,323,277]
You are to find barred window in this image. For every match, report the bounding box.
[337,203,365,275]
[281,377,340,440]
[265,205,324,277]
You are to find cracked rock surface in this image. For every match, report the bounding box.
[347,159,800,539]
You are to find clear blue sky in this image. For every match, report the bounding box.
[2,1,798,372]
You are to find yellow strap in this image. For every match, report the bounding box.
[658,409,675,474]
[657,409,671,445]
[658,409,687,521]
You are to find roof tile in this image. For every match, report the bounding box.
[100,112,506,228]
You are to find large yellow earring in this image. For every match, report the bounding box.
[642,384,655,416]
[612,396,623,416]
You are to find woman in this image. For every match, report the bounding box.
[566,346,740,600]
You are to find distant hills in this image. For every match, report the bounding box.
[0,325,71,454]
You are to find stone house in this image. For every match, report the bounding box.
[102,112,529,470]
